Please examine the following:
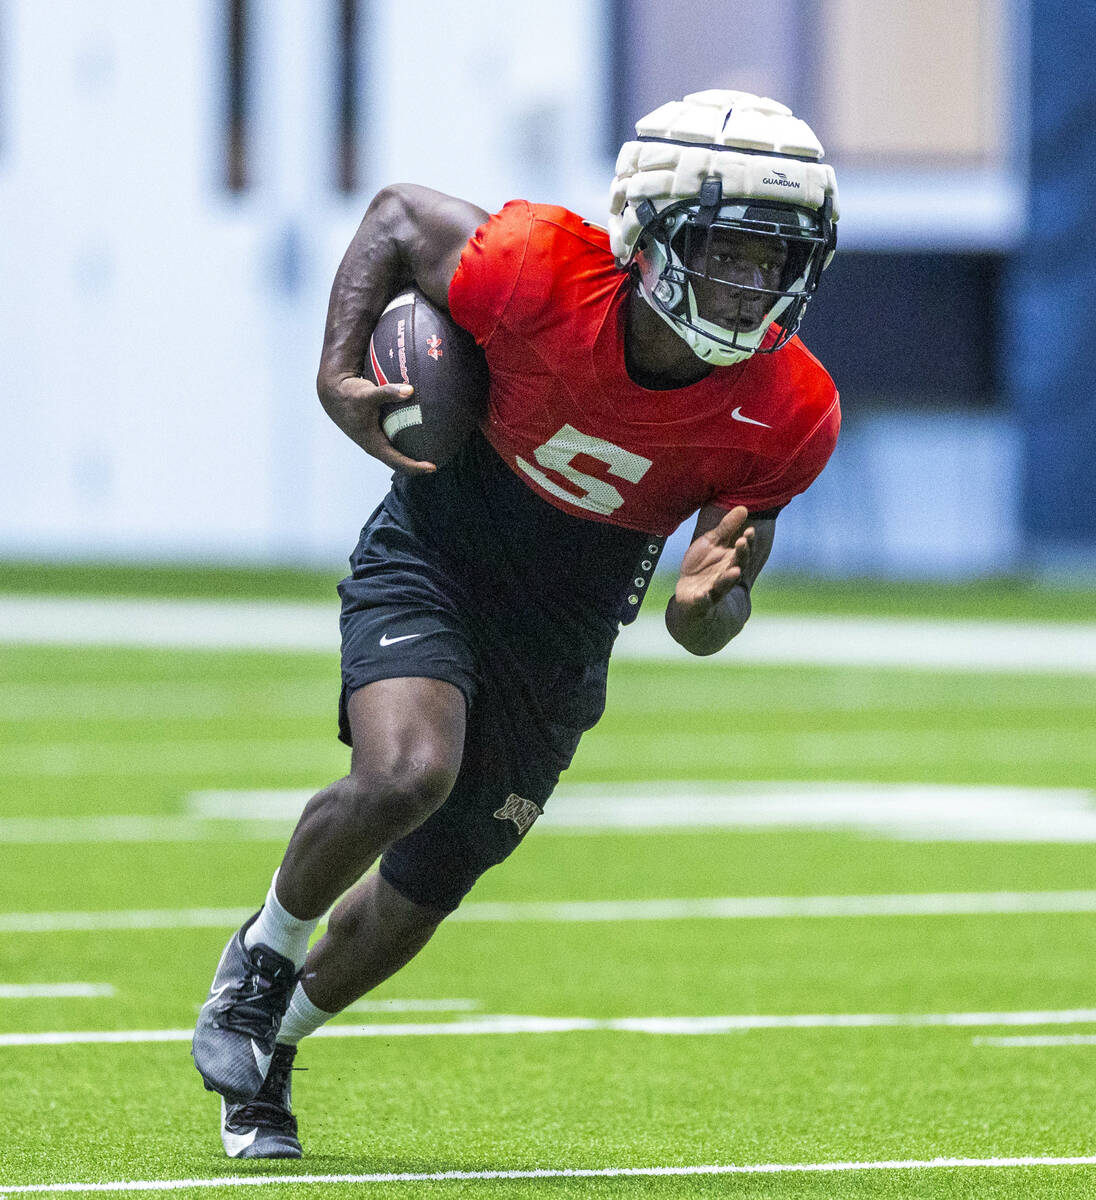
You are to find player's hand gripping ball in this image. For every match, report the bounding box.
[366,288,489,466]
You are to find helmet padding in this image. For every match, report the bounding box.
[609,90,838,365]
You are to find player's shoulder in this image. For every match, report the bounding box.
[727,333,839,453]
[780,336,839,451]
[772,338,841,483]
[527,203,611,247]
[482,200,612,259]
[480,201,620,316]
[450,200,618,345]
[459,199,614,285]
[755,334,837,416]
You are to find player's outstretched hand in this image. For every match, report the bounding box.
[674,505,755,614]
[317,373,437,476]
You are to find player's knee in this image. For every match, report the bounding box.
[347,757,457,839]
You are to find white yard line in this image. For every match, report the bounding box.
[3,594,1095,673]
[0,1030,194,1047]
[5,1008,1096,1047]
[342,998,480,1013]
[2,1156,1096,1193]
[449,891,1096,923]
[622,612,1096,674]
[0,908,255,933]
[0,817,292,844]
[0,596,336,653]
[528,783,1096,843]
[0,984,115,999]
[6,890,1096,934]
[7,781,1091,844]
[974,1035,1096,1048]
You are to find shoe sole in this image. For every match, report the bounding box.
[234,1143,302,1159]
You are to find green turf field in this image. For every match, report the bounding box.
[2,567,1096,1197]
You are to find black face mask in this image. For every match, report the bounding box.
[644,199,831,357]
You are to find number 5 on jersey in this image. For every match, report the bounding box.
[515,424,653,516]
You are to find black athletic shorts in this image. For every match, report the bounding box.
[337,553,609,913]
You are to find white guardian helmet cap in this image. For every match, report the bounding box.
[608,89,839,366]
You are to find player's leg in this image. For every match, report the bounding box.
[208,677,462,1160]
[293,870,447,1012]
[277,650,610,1028]
[193,674,466,1108]
[276,678,466,919]
[222,651,608,1160]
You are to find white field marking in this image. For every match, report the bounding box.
[189,789,329,819]
[621,611,1096,673]
[7,1008,1096,1047]
[3,594,1096,673]
[0,738,333,780]
[342,997,480,1013]
[0,1030,195,1047]
[0,816,293,844]
[9,779,1096,846]
[974,1034,1096,1047]
[449,892,1096,923]
[3,1159,1096,1194]
[0,596,336,653]
[185,781,1096,844]
[0,908,254,933]
[0,984,115,999]
[10,890,1096,935]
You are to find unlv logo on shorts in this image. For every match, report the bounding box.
[426,334,443,361]
[493,793,542,837]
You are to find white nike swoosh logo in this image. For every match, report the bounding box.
[200,982,232,1011]
[221,1097,259,1157]
[379,633,422,647]
[731,407,772,428]
[252,1040,273,1078]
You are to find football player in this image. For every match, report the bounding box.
[193,89,840,1158]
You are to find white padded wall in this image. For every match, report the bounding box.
[0,0,278,557]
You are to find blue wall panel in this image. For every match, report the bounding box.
[1005,0,1096,563]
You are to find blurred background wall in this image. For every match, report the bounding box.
[0,0,1091,578]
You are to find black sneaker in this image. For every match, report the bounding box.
[192,913,299,1103]
[220,1043,303,1159]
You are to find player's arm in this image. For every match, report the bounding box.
[316,184,489,474]
[665,504,777,656]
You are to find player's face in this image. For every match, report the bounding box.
[685,228,788,332]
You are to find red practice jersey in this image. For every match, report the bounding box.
[448,200,840,537]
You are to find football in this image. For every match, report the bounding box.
[366,287,489,465]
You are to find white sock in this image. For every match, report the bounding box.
[277,982,335,1045]
[243,871,320,970]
